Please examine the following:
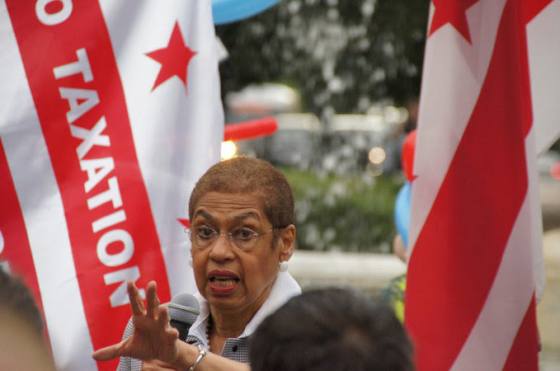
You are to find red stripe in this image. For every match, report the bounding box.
[406,1,537,369]
[6,2,171,369]
[502,296,539,371]
[0,140,46,324]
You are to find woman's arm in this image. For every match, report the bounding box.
[92,281,249,371]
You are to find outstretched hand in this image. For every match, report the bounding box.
[92,281,180,365]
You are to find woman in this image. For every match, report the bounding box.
[93,157,300,370]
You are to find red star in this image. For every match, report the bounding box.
[429,0,479,42]
[177,218,190,229]
[146,22,196,91]
[523,0,553,24]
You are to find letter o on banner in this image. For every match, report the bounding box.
[36,0,73,26]
[97,229,134,267]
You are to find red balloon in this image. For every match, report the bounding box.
[551,161,560,181]
[224,116,278,142]
[402,130,416,181]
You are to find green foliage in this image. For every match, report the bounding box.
[217,0,429,115]
[281,168,402,253]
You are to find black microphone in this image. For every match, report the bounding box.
[168,293,200,341]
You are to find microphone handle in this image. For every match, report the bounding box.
[170,319,190,341]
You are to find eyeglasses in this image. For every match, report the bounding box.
[187,225,276,251]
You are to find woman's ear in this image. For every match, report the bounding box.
[277,224,296,262]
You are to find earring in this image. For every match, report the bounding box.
[279,261,289,272]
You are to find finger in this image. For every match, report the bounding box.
[146,281,159,319]
[165,327,179,344]
[92,341,124,361]
[153,359,177,367]
[142,359,177,370]
[160,308,178,344]
[128,281,145,315]
[157,305,171,328]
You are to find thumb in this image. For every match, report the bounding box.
[92,340,126,361]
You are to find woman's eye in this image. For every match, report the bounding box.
[196,226,216,239]
[232,228,256,241]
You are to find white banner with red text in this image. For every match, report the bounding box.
[0,1,223,370]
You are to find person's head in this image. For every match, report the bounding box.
[250,288,414,371]
[0,268,43,334]
[405,97,419,133]
[188,157,296,316]
[0,268,55,370]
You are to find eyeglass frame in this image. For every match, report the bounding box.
[186,224,287,251]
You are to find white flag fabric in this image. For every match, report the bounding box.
[528,1,560,154]
[406,1,558,370]
[0,1,223,370]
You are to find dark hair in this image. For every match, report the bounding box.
[0,268,44,334]
[188,157,295,227]
[250,288,414,371]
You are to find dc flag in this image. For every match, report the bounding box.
[406,0,560,370]
[0,1,223,370]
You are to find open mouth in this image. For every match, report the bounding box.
[209,276,240,284]
[208,271,240,293]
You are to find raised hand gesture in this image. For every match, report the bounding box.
[93,281,180,365]
[93,281,250,371]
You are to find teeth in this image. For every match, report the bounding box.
[210,278,237,288]
[210,276,238,282]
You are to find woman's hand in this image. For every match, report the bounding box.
[93,280,251,371]
[141,359,177,370]
[92,281,180,365]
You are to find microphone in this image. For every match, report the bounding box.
[168,293,200,341]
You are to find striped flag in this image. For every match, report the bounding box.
[0,1,223,370]
[406,0,560,370]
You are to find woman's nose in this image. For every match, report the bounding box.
[208,233,235,261]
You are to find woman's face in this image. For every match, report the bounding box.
[190,191,294,316]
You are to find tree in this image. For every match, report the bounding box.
[217,0,429,116]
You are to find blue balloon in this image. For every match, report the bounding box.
[394,182,411,248]
[212,0,279,25]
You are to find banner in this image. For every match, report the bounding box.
[0,1,223,370]
[406,1,559,370]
